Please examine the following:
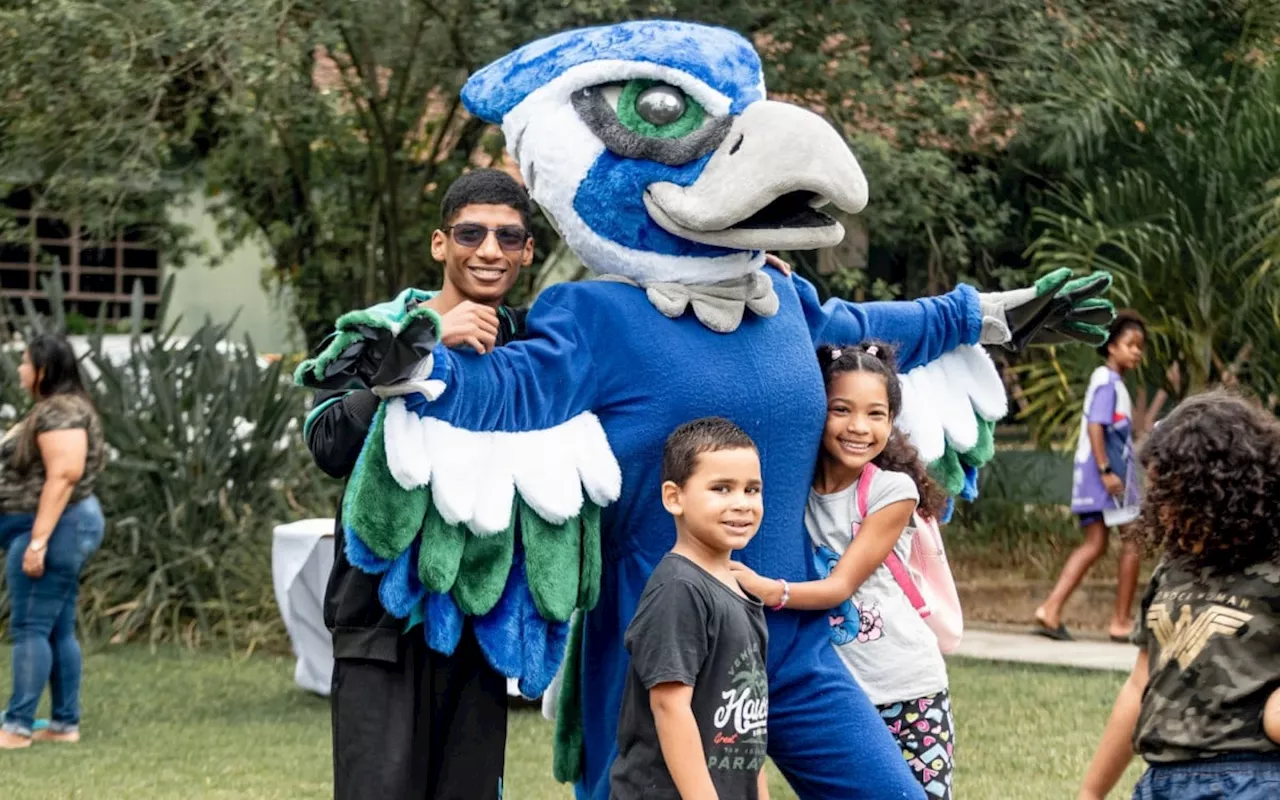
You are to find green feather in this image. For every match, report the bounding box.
[578,501,602,611]
[344,405,426,561]
[520,500,580,623]
[417,492,467,593]
[451,524,515,616]
[929,445,966,496]
[959,417,996,468]
[552,612,585,784]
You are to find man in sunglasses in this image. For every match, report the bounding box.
[304,168,534,800]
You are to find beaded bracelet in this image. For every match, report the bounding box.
[770,579,790,611]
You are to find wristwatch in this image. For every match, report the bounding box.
[1099,463,1114,476]
[27,539,46,552]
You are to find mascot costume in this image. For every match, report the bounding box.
[297,20,1113,799]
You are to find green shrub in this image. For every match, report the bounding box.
[0,273,339,651]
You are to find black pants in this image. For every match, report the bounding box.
[331,624,508,799]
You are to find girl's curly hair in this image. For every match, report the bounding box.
[1130,388,1280,572]
[816,341,948,519]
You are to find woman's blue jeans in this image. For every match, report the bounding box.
[0,496,105,737]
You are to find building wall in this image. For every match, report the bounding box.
[165,192,302,355]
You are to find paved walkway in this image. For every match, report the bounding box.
[953,627,1137,672]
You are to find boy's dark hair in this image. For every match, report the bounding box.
[440,168,535,231]
[1097,309,1147,358]
[1129,388,1280,572]
[816,341,947,519]
[662,417,757,487]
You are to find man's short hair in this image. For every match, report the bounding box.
[440,168,535,231]
[661,417,758,487]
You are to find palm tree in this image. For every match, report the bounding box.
[1011,19,1280,445]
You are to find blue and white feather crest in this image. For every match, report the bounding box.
[459,20,868,286]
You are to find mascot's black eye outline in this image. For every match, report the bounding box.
[571,80,733,167]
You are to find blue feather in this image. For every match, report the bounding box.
[961,464,980,501]
[461,20,764,123]
[424,591,464,656]
[344,524,392,574]
[574,152,738,259]
[519,612,570,699]
[378,540,426,619]
[473,558,526,678]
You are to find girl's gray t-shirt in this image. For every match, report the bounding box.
[806,468,949,706]
[610,553,769,799]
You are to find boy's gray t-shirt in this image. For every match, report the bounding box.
[609,553,769,800]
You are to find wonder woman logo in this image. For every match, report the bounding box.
[1147,603,1252,670]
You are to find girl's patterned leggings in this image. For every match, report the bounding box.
[876,689,955,799]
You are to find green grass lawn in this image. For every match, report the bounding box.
[0,645,1142,798]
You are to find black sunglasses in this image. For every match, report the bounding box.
[444,223,529,251]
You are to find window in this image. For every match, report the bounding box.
[0,190,163,325]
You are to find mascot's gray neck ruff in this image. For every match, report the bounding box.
[595,270,779,333]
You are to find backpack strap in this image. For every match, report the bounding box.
[851,464,931,616]
[885,546,929,615]
[854,462,879,520]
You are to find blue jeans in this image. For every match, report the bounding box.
[1134,755,1280,800]
[0,496,105,736]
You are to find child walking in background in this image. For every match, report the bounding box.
[1036,311,1147,642]
[1079,390,1280,800]
[610,417,770,800]
[731,342,955,799]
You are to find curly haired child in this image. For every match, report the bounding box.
[732,342,954,799]
[1079,389,1280,799]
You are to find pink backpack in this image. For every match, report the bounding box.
[852,463,964,654]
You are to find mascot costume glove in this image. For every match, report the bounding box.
[297,19,1113,800]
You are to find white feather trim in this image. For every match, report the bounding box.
[894,345,1009,463]
[471,448,516,535]
[897,369,946,462]
[510,426,585,525]
[572,413,623,506]
[933,358,979,451]
[427,422,486,527]
[384,398,431,489]
[954,344,1009,421]
[383,411,621,534]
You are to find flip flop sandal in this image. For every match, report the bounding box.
[1032,621,1073,641]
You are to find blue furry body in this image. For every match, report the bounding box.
[405,271,977,798]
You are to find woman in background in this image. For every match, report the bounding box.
[0,333,106,749]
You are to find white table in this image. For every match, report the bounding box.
[272,519,336,695]
[271,518,522,698]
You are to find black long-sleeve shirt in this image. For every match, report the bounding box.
[307,305,526,662]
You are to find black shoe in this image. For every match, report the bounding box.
[1032,621,1073,641]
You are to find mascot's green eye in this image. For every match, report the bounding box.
[617,80,705,138]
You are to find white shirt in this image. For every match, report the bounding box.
[805,468,949,706]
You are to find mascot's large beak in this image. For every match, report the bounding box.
[643,101,868,250]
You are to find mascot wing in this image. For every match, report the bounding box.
[895,343,1009,518]
[296,296,620,699]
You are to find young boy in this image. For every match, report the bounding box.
[610,417,771,800]
[305,168,534,800]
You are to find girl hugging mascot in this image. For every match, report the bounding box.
[297,20,1114,800]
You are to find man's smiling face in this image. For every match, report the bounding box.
[431,203,534,306]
